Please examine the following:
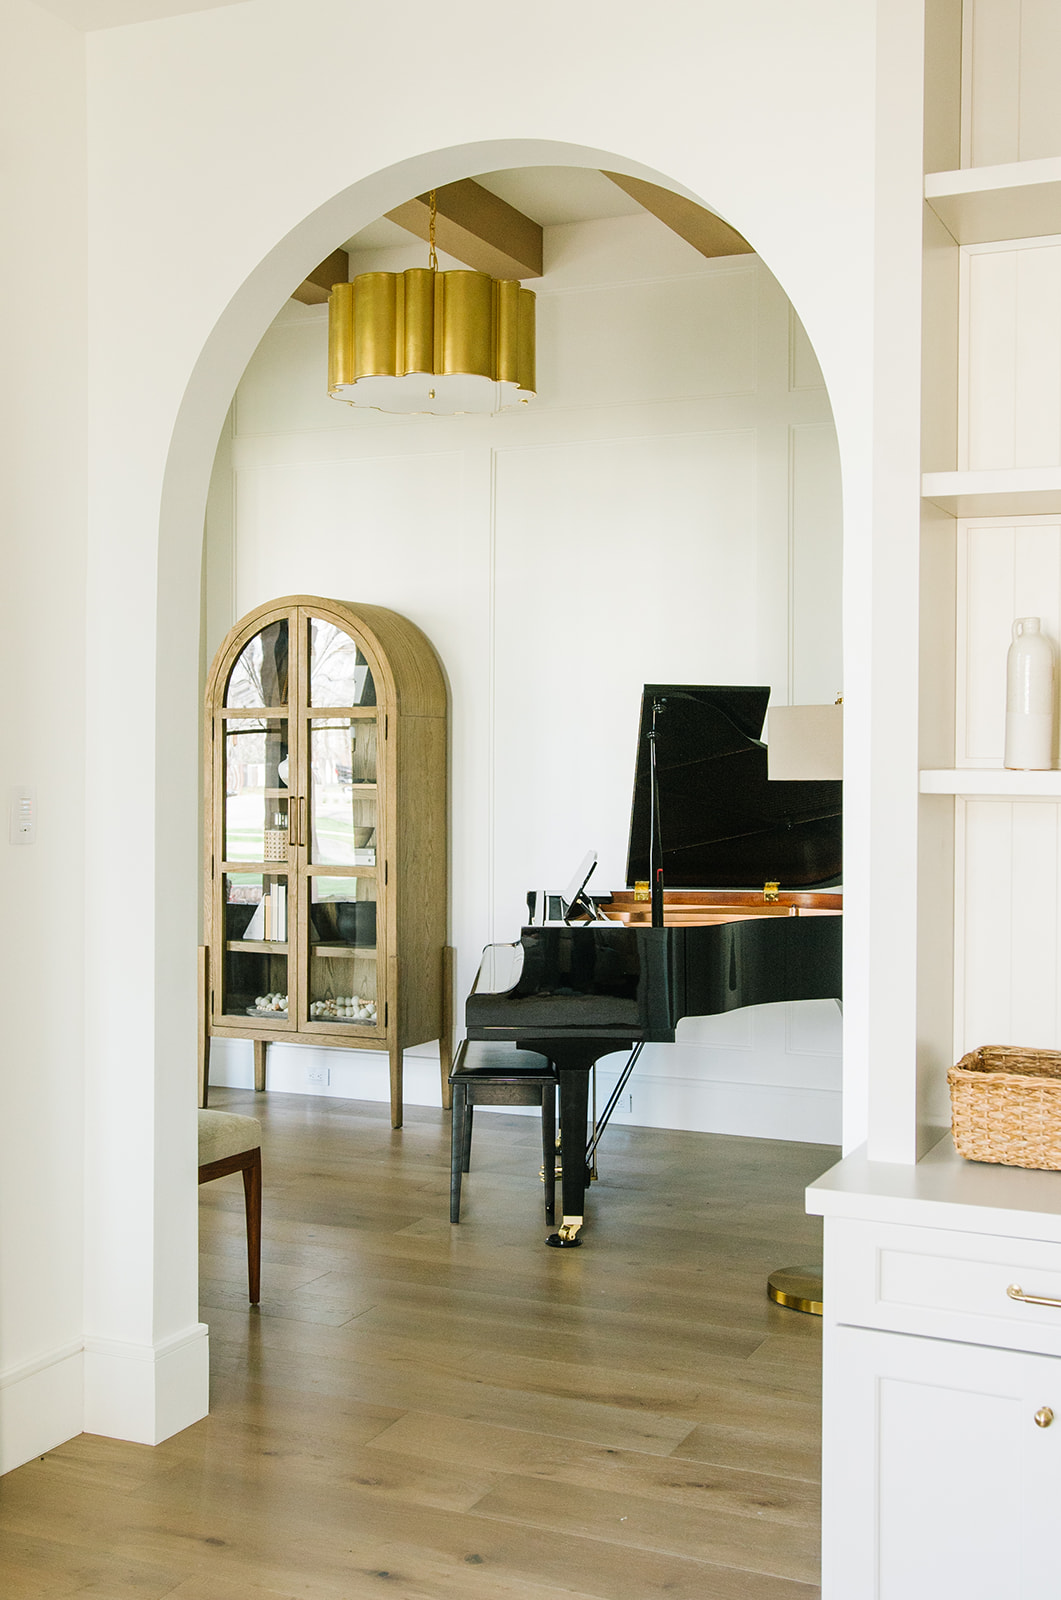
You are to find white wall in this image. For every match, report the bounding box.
[0,0,932,1466]
[0,0,87,1471]
[205,215,844,1142]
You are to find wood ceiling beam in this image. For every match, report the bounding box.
[602,173,754,259]
[386,179,543,279]
[291,248,350,305]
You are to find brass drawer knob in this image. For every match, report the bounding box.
[1007,1283,1061,1310]
[1035,1407,1054,1429]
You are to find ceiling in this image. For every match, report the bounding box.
[33,0,246,28]
[341,168,644,256]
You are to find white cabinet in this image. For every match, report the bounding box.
[811,1138,1061,1600]
[823,1324,1061,1599]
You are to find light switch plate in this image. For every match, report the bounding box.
[10,787,35,845]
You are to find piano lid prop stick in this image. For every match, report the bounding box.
[586,1041,644,1169]
[649,697,666,929]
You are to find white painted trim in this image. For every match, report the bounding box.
[0,1337,83,1389]
[208,1038,840,1144]
[82,1322,208,1447]
[0,1342,84,1476]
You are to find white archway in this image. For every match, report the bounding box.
[87,134,863,1448]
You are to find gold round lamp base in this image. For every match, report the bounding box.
[767,1266,823,1316]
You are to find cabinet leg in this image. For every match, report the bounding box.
[389,1038,403,1129]
[253,1039,268,1093]
[440,944,455,1111]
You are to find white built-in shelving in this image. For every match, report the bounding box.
[921,467,1061,517]
[925,156,1061,245]
[820,13,1061,1596]
[919,767,1061,797]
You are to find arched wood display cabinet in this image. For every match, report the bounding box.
[201,596,452,1127]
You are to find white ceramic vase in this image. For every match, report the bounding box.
[1004,616,1055,770]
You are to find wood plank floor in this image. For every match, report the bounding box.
[0,1088,837,1599]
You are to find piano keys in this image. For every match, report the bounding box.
[465,685,842,1246]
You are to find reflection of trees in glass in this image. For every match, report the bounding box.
[225,720,287,796]
[225,620,289,707]
[310,619,375,706]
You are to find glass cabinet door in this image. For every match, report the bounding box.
[308,717,377,866]
[217,620,293,1025]
[302,613,383,1033]
[220,870,289,1020]
[307,876,379,1027]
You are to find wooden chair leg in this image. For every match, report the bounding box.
[450,1084,467,1223]
[241,1149,262,1304]
[542,1082,557,1226]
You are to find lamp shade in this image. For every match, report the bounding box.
[766,703,844,781]
[328,268,535,415]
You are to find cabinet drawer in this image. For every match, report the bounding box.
[827,1217,1061,1356]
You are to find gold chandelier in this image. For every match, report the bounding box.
[327,191,536,415]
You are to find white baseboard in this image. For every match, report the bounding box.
[209,1037,841,1144]
[0,1341,84,1474]
[83,1322,209,1446]
[207,1036,445,1106]
[594,1068,842,1144]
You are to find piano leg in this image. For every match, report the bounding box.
[539,1037,634,1248]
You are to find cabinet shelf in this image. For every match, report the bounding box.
[925,157,1061,244]
[311,943,378,960]
[922,468,1061,517]
[226,939,289,953]
[920,768,1061,797]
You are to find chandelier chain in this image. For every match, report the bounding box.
[428,189,438,272]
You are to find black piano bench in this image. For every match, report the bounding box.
[449,1041,557,1225]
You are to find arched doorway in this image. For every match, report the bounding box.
[95,138,847,1446]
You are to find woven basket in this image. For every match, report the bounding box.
[949,1045,1061,1170]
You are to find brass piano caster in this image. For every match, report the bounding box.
[546,1216,583,1248]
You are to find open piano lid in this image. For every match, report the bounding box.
[625,685,842,891]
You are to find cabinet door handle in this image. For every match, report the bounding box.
[299,795,306,847]
[1035,1406,1054,1429]
[1007,1283,1061,1309]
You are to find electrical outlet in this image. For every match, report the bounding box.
[306,1064,330,1087]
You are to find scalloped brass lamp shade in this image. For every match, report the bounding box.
[327,268,536,415]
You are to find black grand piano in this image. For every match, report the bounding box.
[465,685,842,1245]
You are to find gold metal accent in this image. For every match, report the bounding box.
[1008,1283,1061,1310]
[767,1267,823,1316]
[1036,1407,1054,1428]
[327,217,536,413]
[764,881,780,902]
[633,880,651,902]
[557,1216,583,1242]
[428,189,438,273]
